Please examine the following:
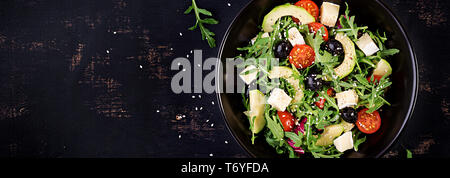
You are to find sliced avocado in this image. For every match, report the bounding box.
[333,33,357,79]
[373,59,392,77]
[262,3,315,32]
[268,66,304,103]
[339,119,355,132]
[249,90,266,134]
[315,124,344,146]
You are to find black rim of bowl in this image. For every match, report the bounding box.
[215,0,418,158]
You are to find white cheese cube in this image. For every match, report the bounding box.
[320,2,340,27]
[239,65,258,85]
[333,131,354,152]
[267,88,292,112]
[356,33,380,56]
[287,27,305,46]
[251,32,269,44]
[335,89,358,109]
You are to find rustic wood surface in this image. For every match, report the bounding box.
[0,0,448,158]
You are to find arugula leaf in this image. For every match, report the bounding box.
[406,149,413,158]
[353,130,366,151]
[285,132,303,147]
[378,49,400,58]
[265,107,284,141]
[338,3,367,40]
[185,0,218,48]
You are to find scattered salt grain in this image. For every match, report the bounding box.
[227,3,231,7]
[225,141,228,144]
[209,153,213,157]
[139,65,143,69]
[156,110,160,113]
[192,95,196,99]
[211,101,215,105]
[179,32,183,36]
[211,123,214,127]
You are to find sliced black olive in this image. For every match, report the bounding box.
[273,40,293,60]
[305,73,323,91]
[340,107,357,123]
[321,39,344,56]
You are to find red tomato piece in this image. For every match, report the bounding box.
[288,44,315,69]
[308,22,329,41]
[327,88,335,97]
[277,111,296,132]
[367,75,383,84]
[356,108,381,134]
[292,0,319,22]
[315,98,326,109]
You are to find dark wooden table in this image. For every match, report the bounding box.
[0,0,448,158]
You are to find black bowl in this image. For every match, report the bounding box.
[216,0,418,158]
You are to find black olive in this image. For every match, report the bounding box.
[305,73,323,91]
[273,40,293,60]
[341,107,357,123]
[321,39,344,56]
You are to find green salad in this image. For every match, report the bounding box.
[237,1,399,158]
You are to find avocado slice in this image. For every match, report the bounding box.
[249,90,266,134]
[268,66,304,103]
[262,3,315,32]
[315,124,344,146]
[340,119,355,132]
[373,59,392,77]
[334,33,357,79]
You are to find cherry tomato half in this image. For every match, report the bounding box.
[308,22,329,41]
[277,111,296,132]
[289,44,315,69]
[356,108,381,134]
[293,0,319,22]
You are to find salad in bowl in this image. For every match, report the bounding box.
[236,0,400,158]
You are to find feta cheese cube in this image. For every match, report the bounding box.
[356,33,380,56]
[320,2,340,27]
[333,131,354,152]
[335,89,358,109]
[239,65,258,85]
[267,88,292,112]
[287,27,305,46]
